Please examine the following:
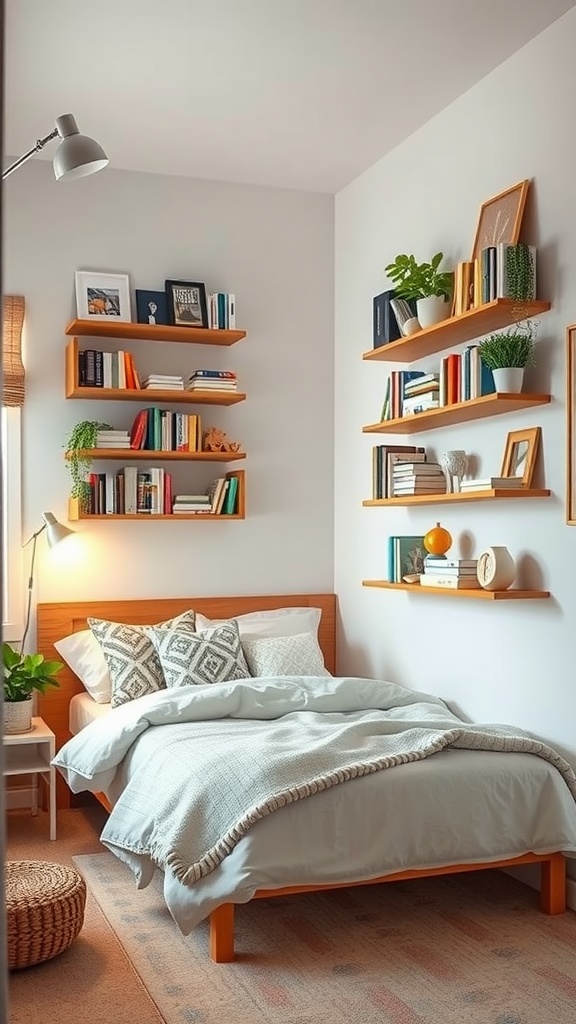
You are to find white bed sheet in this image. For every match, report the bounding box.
[69,691,111,734]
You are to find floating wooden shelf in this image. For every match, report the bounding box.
[65,319,246,346]
[362,488,550,507]
[65,339,245,405]
[69,449,246,462]
[362,392,551,435]
[362,299,551,364]
[362,581,550,600]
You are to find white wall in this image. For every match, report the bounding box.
[335,8,576,761]
[3,164,335,624]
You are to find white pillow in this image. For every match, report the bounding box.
[241,631,331,678]
[195,606,322,641]
[54,629,111,704]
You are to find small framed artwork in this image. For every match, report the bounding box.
[567,325,576,523]
[135,289,169,326]
[75,270,132,322]
[470,179,530,262]
[165,279,208,328]
[500,426,541,487]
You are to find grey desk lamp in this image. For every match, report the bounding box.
[2,113,108,181]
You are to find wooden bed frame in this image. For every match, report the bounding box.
[36,593,567,962]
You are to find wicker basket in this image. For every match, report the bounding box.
[6,860,87,969]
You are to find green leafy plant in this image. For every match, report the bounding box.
[477,320,537,369]
[3,643,63,703]
[64,420,112,509]
[384,252,453,302]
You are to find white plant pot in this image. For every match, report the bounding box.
[416,296,450,329]
[4,697,33,734]
[492,367,524,393]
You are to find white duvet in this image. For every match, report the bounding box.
[54,676,576,932]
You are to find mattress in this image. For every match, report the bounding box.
[69,691,111,734]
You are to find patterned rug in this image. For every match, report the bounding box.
[74,853,576,1024]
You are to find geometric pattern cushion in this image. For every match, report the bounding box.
[241,631,331,678]
[88,609,196,708]
[146,620,250,688]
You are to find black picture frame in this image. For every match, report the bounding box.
[165,279,208,328]
[135,289,169,326]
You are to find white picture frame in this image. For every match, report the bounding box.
[75,270,132,322]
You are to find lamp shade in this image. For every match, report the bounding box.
[52,114,109,181]
[41,512,75,548]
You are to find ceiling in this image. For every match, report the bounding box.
[5,0,576,194]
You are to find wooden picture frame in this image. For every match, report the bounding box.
[165,279,208,328]
[75,270,132,322]
[471,180,530,262]
[566,325,576,524]
[500,426,541,487]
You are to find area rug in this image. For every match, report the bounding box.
[74,853,576,1024]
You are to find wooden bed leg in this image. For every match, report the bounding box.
[540,854,566,914]
[209,903,236,962]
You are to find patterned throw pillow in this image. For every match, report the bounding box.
[146,620,250,688]
[88,609,196,708]
[241,631,331,678]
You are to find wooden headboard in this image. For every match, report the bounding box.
[37,593,336,806]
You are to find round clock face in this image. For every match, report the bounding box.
[477,550,495,587]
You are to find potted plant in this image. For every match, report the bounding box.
[477,319,536,393]
[3,643,63,734]
[64,420,113,511]
[384,251,453,329]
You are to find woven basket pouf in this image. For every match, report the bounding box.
[6,860,87,969]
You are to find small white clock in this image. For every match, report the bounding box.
[476,546,516,591]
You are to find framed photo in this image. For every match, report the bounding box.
[470,180,530,262]
[500,426,541,487]
[135,289,169,326]
[165,279,208,328]
[567,325,576,523]
[75,270,132,322]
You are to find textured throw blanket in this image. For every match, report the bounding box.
[53,676,576,885]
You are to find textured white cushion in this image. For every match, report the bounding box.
[241,631,330,678]
[147,620,250,688]
[195,606,322,641]
[54,629,111,704]
[88,609,196,708]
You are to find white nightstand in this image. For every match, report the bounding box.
[3,717,57,840]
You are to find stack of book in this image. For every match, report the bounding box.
[402,373,440,415]
[142,374,184,391]
[95,430,130,449]
[186,370,238,392]
[460,476,523,492]
[392,462,446,496]
[172,494,212,514]
[420,557,480,590]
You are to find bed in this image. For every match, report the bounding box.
[37,594,576,963]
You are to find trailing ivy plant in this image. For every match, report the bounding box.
[64,420,113,509]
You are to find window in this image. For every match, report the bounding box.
[1,406,23,642]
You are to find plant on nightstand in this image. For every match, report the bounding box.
[384,251,453,329]
[2,643,63,734]
[477,319,536,393]
[64,419,113,510]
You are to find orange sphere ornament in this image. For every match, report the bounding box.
[423,522,452,557]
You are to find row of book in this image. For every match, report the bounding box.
[129,409,203,452]
[78,350,238,392]
[453,243,536,317]
[208,293,236,330]
[86,469,240,516]
[379,347,495,421]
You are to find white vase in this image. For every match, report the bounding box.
[416,296,450,329]
[477,546,516,592]
[4,697,33,734]
[492,367,524,393]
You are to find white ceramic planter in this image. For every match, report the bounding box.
[416,296,450,329]
[492,367,524,393]
[477,546,516,591]
[4,698,33,734]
